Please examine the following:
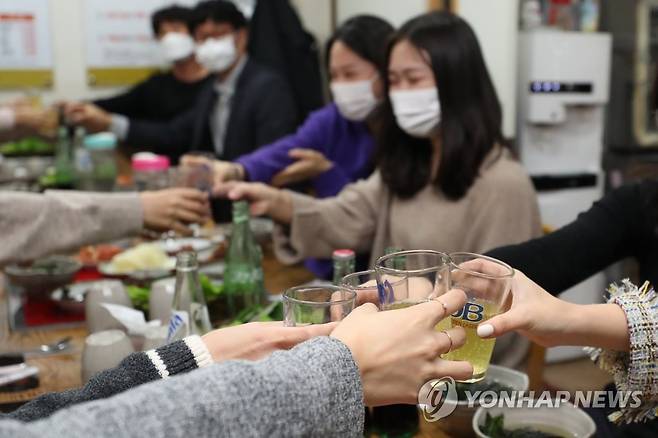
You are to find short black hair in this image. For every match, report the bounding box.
[191,1,248,33]
[151,5,193,36]
[376,11,506,200]
[325,15,395,77]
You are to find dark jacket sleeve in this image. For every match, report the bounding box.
[93,77,155,118]
[252,73,298,149]
[123,106,199,159]
[3,337,211,422]
[487,182,646,295]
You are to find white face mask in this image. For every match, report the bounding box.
[389,88,441,138]
[160,32,195,63]
[330,77,379,122]
[195,35,237,73]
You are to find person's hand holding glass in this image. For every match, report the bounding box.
[442,253,514,382]
[375,250,452,310]
[180,154,246,189]
[282,273,474,406]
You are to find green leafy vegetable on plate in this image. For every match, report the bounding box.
[480,413,564,438]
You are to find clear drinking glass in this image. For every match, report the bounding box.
[172,151,215,193]
[443,252,514,383]
[283,285,356,326]
[171,165,214,193]
[374,250,451,312]
[170,151,216,236]
[372,252,451,437]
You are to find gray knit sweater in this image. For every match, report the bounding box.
[0,337,364,437]
[3,336,212,422]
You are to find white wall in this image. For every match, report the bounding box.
[0,0,124,105]
[290,0,332,50]
[458,0,519,137]
[4,0,520,138]
[336,0,427,27]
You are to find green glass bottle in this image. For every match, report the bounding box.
[332,249,355,285]
[54,126,76,188]
[223,201,265,317]
[384,247,406,270]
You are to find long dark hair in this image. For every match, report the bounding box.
[325,15,395,77]
[376,11,506,200]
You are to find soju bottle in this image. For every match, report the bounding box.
[54,126,76,188]
[167,251,212,342]
[332,249,355,285]
[384,247,406,270]
[73,127,93,190]
[223,201,265,317]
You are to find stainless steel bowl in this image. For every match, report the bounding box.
[5,256,82,298]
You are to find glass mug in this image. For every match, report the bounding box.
[443,252,514,382]
[283,285,356,326]
[374,249,451,311]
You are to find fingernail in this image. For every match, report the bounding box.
[477,324,494,338]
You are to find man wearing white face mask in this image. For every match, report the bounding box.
[71,0,297,179]
[65,6,211,127]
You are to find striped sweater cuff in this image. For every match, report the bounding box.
[145,335,213,379]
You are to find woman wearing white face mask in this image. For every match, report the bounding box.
[181,15,394,279]
[218,12,541,372]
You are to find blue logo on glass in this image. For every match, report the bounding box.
[377,279,394,305]
[452,302,484,323]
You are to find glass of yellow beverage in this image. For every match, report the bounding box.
[443,253,514,383]
[374,250,451,311]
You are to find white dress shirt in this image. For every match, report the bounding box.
[209,55,248,156]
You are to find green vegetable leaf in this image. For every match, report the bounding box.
[200,274,223,302]
[126,285,150,311]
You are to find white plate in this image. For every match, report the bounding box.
[98,260,175,280]
[160,237,213,254]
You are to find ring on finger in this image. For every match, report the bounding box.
[433,298,449,316]
[441,330,454,352]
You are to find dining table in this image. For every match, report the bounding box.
[0,241,314,410]
[0,241,452,437]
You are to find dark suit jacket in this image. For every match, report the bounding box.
[124,59,298,164]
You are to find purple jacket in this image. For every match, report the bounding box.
[236,103,374,198]
[236,103,375,278]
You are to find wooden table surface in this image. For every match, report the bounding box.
[0,243,314,406]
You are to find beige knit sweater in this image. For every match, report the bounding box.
[274,148,542,367]
[0,190,143,266]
